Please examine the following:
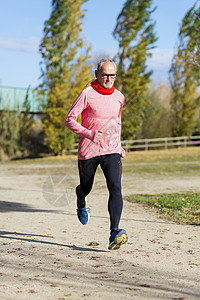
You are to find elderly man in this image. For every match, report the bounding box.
[65,58,128,250]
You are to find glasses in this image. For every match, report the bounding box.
[98,70,117,79]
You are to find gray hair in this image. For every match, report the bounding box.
[97,58,117,71]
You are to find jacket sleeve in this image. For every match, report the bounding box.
[65,90,96,141]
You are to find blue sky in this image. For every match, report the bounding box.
[0,0,197,88]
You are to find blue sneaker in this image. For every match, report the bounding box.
[108,229,128,250]
[77,198,90,225]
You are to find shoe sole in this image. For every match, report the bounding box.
[108,232,128,250]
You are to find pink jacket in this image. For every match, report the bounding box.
[65,86,125,160]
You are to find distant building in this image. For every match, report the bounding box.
[0,86,46,113]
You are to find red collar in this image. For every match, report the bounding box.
[91,80,115,95]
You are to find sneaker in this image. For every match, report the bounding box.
[77,198,90,225]
[108,229,128,250]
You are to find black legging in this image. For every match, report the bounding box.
[76,153,123,231]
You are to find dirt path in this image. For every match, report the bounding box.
[0,162,200,299]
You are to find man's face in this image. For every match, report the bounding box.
[95,61,117,89]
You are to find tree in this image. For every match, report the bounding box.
[19,87,34,158]
[0,98,21,160]
[38,0,92,154]
[113,0,157,140]
[0,88,40,160]
[139,82,172,139]
[169,1,200,137]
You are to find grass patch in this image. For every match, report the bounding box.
[2,147,200,165]
[125,192,200,225]
[122,161,200,176]
[1,147,200,179]
[1,154,77,165]
[124,147,200,163]
[122,147,200,176]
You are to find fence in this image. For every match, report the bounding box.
[68,135,200,153]
[121,135,200,151]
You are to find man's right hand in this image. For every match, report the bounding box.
[95,130,103,143]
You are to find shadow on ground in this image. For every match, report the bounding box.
[0,201,61,213]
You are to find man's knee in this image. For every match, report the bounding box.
[107,180,121,195]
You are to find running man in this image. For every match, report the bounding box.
[65,58,128,250]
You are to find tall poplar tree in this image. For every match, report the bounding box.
[38,0,92,154]
[169,1,200,137]
[113,0,157,140]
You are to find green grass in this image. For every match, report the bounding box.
[126,192,200,225]
[1,154,77,165]
[124,148,200,225]
[2,147,200,165]
[122,161,200,176]
[122,147,200,176]
[123,147,200,163]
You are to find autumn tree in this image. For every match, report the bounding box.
[38,0,92,154]
[19,87,35,158]
[113,0,157,140]
[139,82,172,139]
[0,106,20,160]
[169,1,200,137]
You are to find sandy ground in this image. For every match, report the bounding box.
[0,160,200,300]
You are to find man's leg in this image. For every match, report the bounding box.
[76,157,99,225]
[76,157,99,207]
[100,153,128,249]
[100,153,123,230]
